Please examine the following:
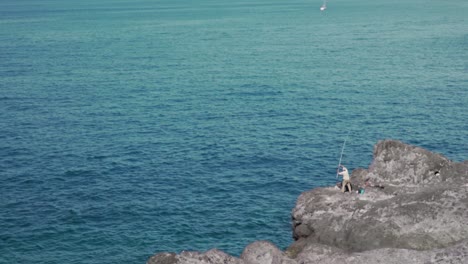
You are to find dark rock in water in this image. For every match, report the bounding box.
[148,140,468,264]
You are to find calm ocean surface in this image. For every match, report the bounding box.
[1,0,467,263]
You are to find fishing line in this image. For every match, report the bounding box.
[336,130,350,178]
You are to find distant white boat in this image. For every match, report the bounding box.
[320,0,327,11]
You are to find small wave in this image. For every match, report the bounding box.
[63,169,97,177]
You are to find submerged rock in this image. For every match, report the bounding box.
[148,140,468,263]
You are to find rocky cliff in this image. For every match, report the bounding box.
[148,140,468,264]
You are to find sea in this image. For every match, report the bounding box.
[1,0,467,263]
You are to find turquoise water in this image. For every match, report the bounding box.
[1,0,467,263]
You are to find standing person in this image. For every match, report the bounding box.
[338,165,352,193]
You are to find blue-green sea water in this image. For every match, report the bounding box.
[1,0,467,263]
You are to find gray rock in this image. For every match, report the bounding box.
[148,140,468,264]
[355,140,463,186]
[292,185,468,251]
[292,239,468,264]
[179,249,244,264]
[147,249,244,264]
[147,252,178,264]
[291,140,468,254]
[240,241,296,264]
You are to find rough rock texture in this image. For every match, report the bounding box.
[291,140,468,253]
[147,249,244,264]
[355,140,467,185]
[290,139,468,264]
[146,241,295,264]
[292,239,468,264]
[241,241,295,264]
[148,140,468,264]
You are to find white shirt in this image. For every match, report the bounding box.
[339,168,350,181]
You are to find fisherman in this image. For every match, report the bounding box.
[337,165,352,193]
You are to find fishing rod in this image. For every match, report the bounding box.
[336,131,350,178]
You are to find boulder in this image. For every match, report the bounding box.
[354,140,462,185]
[240,241,295,264]
[147,252,178,264]
[147,249,243,264]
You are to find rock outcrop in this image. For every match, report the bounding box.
[148,140,468,264]
[146,241,290,264]
[147,249,243,264]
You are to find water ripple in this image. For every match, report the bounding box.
[1,0,467,263]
